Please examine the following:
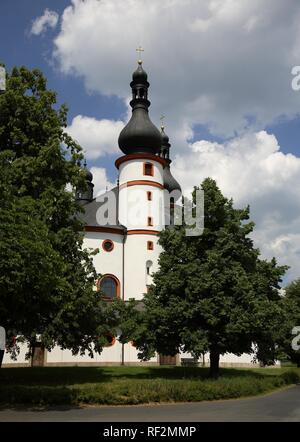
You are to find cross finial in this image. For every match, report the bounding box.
[136,46,144,64]
[160,114,166,130]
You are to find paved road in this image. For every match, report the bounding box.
[0,386,299,422]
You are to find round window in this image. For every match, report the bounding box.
[102,239,114,252]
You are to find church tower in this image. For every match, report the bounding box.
[116,60,167,299]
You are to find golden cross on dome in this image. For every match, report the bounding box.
[136,46,144,64]
[160,114,166,129]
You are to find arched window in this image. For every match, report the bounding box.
[98,275,120,300]
[146,260,153,275]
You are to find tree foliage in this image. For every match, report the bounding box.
[0,66,117,359]
[121,179,288,376]
[277,279,300,367]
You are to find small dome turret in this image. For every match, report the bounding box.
[76,160,94,203]
[160,127,181,194]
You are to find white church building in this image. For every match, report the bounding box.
[3,61,257,368]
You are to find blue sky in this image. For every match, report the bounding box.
[1,1,300,163]
[0,0,129,178]
[0,1,126,120]
[2,0,300,281]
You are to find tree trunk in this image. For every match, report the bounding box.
[31,344,45,367]
[209,350,220,378]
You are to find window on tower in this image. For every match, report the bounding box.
[147,241,154,251]
[144,162,154,176]
[147,191,152,201]
[148,217,153,226]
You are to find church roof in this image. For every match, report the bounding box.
[78,187,126,232]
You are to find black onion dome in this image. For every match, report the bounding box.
[118,62,162,155]
[163,162,181,193]
[160,127,181,194]
[118,110,162,155]
[85,169,93,182]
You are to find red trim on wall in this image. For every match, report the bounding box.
[115,153,167,169]
[119,180,164,190]
[85,226,125,235]
[127,229,159,235]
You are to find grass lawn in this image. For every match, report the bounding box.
[0,366,299,407]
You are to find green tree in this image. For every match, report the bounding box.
[0,66,118,360]
[124,179,287,377]
[277,279,300,367]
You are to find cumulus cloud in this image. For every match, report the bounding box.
[49,0,300,280]
[66,115,124,159]
[30,9,59,36]
[53,0,300,144]
[172,131,300,280]
[90,167,115,197]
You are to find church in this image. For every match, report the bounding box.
[3,60,259,368]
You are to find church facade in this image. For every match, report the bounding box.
[3,61,259,368]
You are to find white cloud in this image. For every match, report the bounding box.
[53,0,300,143]
[172,131,300,280]
[90,167,115,197]
[66,115,124,159]
[30,9,59,36]
[50,0,300,280]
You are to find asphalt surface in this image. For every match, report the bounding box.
[0,385,299,422]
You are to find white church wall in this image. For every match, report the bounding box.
[84,231,124,286]
[124,234,162,300]
[119,158,164,186]
[119,185,165,231]
[46,341,123,365]
[118,157,165,232]
[2,342,30,366]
